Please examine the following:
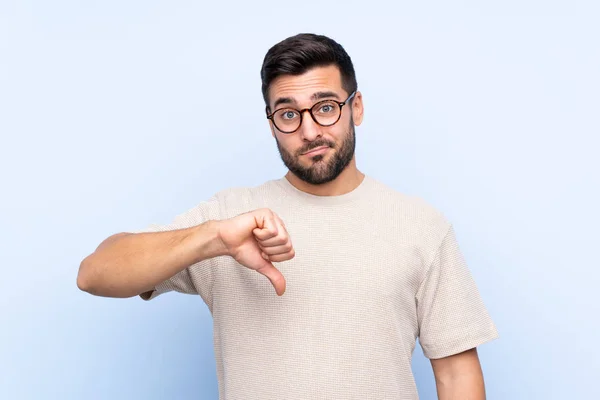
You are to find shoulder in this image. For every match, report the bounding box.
[367,176,451,244]
[133,178,284,233]
[208,178,285,218]
[369,177,448,221]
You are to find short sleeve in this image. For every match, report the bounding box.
[416,224,499,359]
[132,196,221,304]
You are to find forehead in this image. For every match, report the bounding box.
[269,65,344,107]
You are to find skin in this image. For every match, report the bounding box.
[267,64,365,196]
[78,208,294,298]
[431,348,487,400]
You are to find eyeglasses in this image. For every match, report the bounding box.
[266,91,356,134]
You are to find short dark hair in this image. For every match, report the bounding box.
[260,33,358,109]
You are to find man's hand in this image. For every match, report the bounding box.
[216,208,295,296]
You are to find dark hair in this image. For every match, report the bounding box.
[260,33,358,109]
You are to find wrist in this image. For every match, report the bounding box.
[205,220,230,258]
[187,220,229,263]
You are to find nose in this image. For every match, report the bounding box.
[299,110,322,142]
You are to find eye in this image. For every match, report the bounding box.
[316,102,337,114]
[281,110,299,120]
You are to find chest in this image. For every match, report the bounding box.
[216,206,424,316]
[282,214,422,307]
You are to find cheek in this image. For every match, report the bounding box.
[328,127,347,145]
[276,134,299,153]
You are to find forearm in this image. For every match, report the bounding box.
[77,220,226,298]
[435,369,486,400]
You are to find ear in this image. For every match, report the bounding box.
[265,106,276,138]
[351,91,364,126]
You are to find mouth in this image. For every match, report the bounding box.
[302,146,331,156]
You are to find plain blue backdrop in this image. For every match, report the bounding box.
[1,1,598,399]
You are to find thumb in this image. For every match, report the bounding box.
[255,259,286,296]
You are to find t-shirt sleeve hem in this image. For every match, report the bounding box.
[138,281,173,301]
[422,324,500,360]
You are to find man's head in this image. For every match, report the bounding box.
[260,34,364,185]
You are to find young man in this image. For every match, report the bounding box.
[77,33,499,400]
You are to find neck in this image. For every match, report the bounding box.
[285,158,365,196]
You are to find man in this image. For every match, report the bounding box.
[77,33,499,400]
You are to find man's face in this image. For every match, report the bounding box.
[267,65,363,185]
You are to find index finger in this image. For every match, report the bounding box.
[252,213,279,241]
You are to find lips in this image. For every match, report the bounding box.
[302,146,330,155]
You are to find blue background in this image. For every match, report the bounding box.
[1,1,598,399]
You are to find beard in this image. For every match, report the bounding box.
[275,121,356,185]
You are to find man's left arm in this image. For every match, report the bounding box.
[430,347,487,400]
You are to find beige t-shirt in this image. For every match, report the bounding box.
[136,175,499,400]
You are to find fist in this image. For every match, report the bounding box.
[217,208,294,296]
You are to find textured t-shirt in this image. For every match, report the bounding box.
[135,174,499,400]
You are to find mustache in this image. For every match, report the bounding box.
[298,140,334,155]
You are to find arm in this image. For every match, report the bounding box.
[77,208,295,298]
[430,348,487,400]
[77,221,226,298]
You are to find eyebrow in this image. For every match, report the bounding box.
[272,91,341,110]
